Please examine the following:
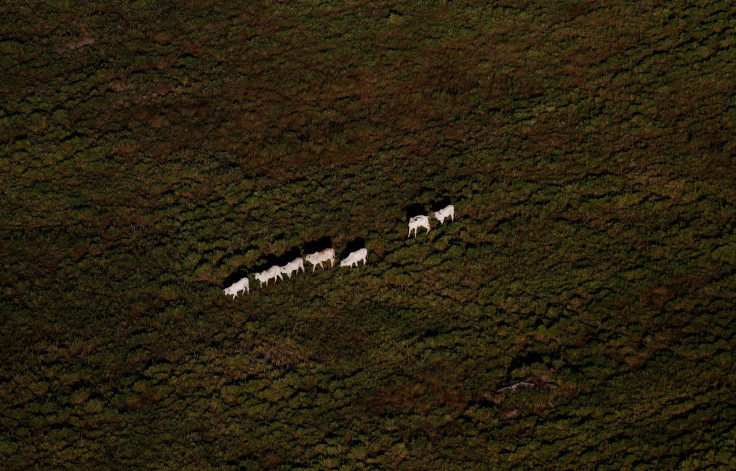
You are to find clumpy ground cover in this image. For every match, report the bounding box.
[2,1,736,469]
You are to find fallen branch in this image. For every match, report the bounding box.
[496,381,536,393]
[54,37,96,54]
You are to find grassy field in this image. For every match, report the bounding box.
[2,1,736,469]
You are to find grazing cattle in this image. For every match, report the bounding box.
[280,257,304,279]
[224,276,249,298]
[254,265,283,287]
[433,204,455,224]
[304,248,335,271]
[408,215,431,238]
[340,248,368,268]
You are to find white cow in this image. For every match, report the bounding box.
[224,276,249,298]
[304,248,335,271]
[280,257,304,279]
[433,204,455,224]
[340,248,368,268]
[408,215,431,238]
[254,265,283,287]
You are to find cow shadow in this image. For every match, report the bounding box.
[506,350,549,378]
[250,254,281,274]
[430,196,453,212]
[222,266,250,289]
[251,246,302,273]
[303,236,333,256]
[403,203,427,222]
[340,237,365,260]
[279,246,302,264]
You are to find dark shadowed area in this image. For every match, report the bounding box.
[340,237,366,260]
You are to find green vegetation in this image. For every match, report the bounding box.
[2,1,735,468]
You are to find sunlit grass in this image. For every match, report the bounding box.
[1,0,735,469]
